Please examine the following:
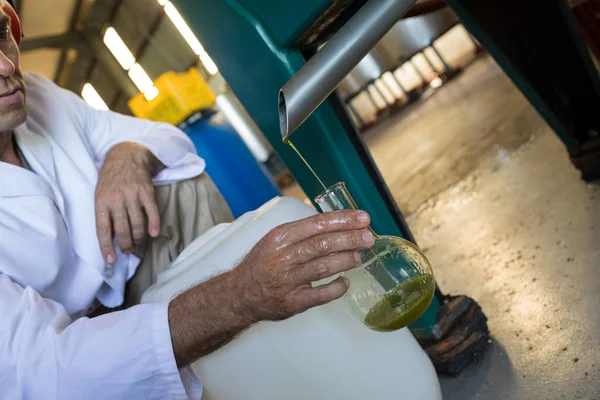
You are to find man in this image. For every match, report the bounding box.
[0,2,375,399]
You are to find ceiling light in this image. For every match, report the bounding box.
[430,76,443,88]
[163,1,218,74]
[157,0,168,5]
[128,63,155,93]
[103,26,161,100]
[81,83,109,111]
[144,86,160,101]
[199,52,218,75]
[103,27,136,70]
[163,2,203,54]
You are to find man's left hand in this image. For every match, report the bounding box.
[95,142,165,264]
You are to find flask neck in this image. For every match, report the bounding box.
[314,182,378,236]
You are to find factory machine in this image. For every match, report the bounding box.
[170,0,600,373]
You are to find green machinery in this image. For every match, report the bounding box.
[173,0,442,333]
[173,0,600,367]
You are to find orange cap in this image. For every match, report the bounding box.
[2,2,21,47]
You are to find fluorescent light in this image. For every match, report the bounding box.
[103,27,136,70]
[128,63,155,93]
[163,1,218,75]
[82,83,109,110]
[128,64,160,101]
[103,26,160,99]
[144,86,160,101]
[430,76,443,88]
[199,51,218,75]
[164,2,203,54]
[157,0,168,5]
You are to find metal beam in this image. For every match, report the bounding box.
[54,0,85,83]
[20,32,88,53]
[55,0,122,86]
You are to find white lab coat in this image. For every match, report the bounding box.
[0,73,205,399]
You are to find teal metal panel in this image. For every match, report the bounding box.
[239,0,334,48]
[172,0,440,328]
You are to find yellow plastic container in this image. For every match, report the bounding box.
[128,68,216,125]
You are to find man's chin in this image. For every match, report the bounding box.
[0,106,27,132]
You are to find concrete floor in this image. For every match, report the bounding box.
[363,56,600,399]
[283,55,600,399]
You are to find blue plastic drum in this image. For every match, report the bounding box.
[182,112,280,218]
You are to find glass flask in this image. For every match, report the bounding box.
[315,182,435,332]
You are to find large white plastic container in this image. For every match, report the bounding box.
[142,196,442,400]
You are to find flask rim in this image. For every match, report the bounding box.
[314,181,347,205]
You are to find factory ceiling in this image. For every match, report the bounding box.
[17,0,209,115]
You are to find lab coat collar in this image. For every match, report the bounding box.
[0,157,54,198]
[0,123,58,200]
[10,123,66,212]
[15,122,57,181]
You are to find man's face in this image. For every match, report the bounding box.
[0,6,25,132]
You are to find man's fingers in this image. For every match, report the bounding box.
[283,229,374,266]
[291,251,361,284]
[125,195,146,245]
[289,277,350,314]
[140,187,160,237]
[95,206,116,264]
[112,202,134,254]
[268,211,371,249]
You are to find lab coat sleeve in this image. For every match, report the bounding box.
[31,73,206,186]
[0,274,202,400]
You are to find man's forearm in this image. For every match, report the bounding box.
[166,210,373,368]
[168,269,256,368]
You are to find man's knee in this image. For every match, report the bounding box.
[151,173,232,246]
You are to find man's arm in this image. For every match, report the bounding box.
[168,269,254,367]
[0,210,373,398]
[25,74,205,263]
[27,73,204,186]
[0,274,197,400]
[168,210,374,367]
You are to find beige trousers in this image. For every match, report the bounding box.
[123,173,233,308]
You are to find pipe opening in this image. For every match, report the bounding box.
[278,89,288,141]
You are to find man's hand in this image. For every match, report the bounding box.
[234,210,375,321]
[169,210,374,367]
[95,142,165,264]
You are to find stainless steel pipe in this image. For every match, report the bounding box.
[216,92,272,162]
[279,0,417,142]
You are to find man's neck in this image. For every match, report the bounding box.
[0,131,24,167]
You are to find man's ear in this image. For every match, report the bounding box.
[2,2,21,47]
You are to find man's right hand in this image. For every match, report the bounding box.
[168,210,374,367]
[233,210,374,322]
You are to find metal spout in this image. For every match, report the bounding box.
[279,0,417,142]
